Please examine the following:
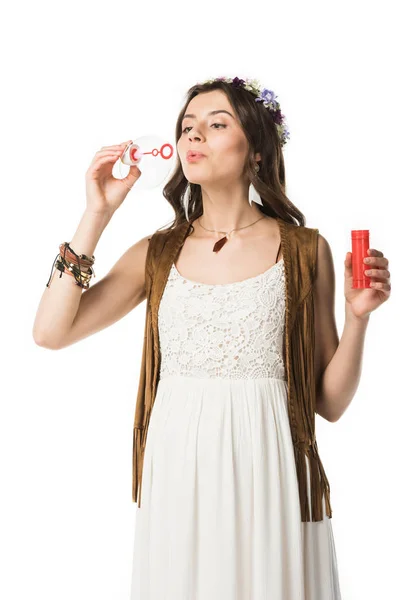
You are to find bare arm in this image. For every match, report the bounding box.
[33,209,150,349]
[318,306,369,422]
[53,234,150,349]
[313,233,370,422]
[313,234,340,421]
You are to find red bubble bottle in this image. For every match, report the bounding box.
[351,230,370,289]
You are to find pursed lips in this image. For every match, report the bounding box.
[187,151,206,161]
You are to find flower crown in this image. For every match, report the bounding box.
[199,76,290,147]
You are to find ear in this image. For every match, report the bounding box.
[255,151,261,162]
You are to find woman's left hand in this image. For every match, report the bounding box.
[344,248,391,320]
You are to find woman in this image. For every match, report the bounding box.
[34,76,391,599]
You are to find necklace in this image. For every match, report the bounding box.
[197,215,267,253]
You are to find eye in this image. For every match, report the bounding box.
[182,123,227,133]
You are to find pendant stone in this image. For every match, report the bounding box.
[213,235,228,253]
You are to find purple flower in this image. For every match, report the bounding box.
[255,88,277,108]
[231,77,246,88]
[271,108,283,125]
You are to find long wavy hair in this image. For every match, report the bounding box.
[159,79,306,235]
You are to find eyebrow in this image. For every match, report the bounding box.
[182,109,234,120]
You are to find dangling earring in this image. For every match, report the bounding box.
[248,163,263,207]
[183,183,191,221]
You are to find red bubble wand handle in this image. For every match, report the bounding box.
[122,142,174,165]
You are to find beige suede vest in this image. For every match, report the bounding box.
[131,217,332,522]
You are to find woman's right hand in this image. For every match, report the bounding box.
[85,141,142,217]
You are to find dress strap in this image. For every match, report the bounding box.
[275,241,282,263]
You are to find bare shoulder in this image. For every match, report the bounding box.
[316,233,334,272]
[109,233,152,281]
[314,232,336,318]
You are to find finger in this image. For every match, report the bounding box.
[345,251,352,268]
[364,268,391,280]
[88,155,121,172]
[123,164,142,183]
[97,149,126,158]
[369,281,391,293]
[90,150,123,167]
[96,149,123,157]
[367,248,384,257]
[95,149,123,158]
[364,256,389,268]
[100,141,133,151]
[117,166,142,191]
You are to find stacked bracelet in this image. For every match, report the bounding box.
[46,242,96,290]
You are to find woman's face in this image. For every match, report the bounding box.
[177,89,260,187]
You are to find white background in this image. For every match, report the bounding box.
[1,0,399,598]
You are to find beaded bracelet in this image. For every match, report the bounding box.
[46,242,96,290]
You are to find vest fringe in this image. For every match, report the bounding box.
[288,279,333,522]
[309,443,323,519]
[132,405,152,508]
[132,426,144,508]
[294,443,310,521]
[293,441,333,521]
[312,439,333,518]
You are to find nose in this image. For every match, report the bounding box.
[188,128,203,143]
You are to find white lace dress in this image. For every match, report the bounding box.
[130,258,342,600]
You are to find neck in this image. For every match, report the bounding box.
[195,182,265,234]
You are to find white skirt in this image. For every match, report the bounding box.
[130,374,342,600]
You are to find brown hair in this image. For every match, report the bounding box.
[159,79,306,235]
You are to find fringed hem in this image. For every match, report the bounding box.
[132,426,145,508]
[294,441,332,522]
[132,407,152,508]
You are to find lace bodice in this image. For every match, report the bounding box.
[158,259,287,381]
